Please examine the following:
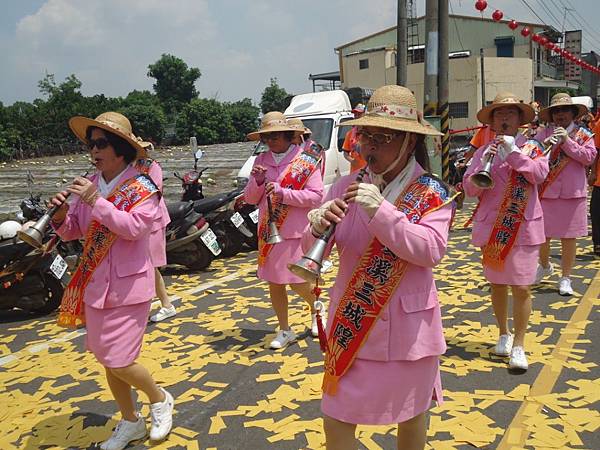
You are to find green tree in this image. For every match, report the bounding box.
[259,78,291,114]
[224,98,260,142]
[119,103,167,143]
[147,54,201,116]
[175,98,236,145]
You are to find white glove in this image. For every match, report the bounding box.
[553,127,568,144]
[307,200,333,235]
[497,136,520,161]
[354,183,384,218]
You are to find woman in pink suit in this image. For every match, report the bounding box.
[244,112,324,349]
[134,141,176,322]
[463,93,549,371]
[304,86,453,450]
[50,112,173,450]
[533,93,597,295]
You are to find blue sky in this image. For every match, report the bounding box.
[0,0,598,106]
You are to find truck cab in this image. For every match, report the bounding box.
[237,90,355,189]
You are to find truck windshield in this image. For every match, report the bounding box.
[252,118,334,155]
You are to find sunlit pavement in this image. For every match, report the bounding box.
[1,203,599,449]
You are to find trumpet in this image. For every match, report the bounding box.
[265,193,282,244]
[18,172,89,249]
[470,124,512,189]
[288,162,370,283]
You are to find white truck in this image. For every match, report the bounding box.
[236,90,356,189]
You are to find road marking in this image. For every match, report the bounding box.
[497,270,600,449]
[0,268,253,367]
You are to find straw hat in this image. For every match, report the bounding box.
[287,117,312,135]
[247,111,302,141]
[477,92,535,126]
[341,85,442,136]
[539,93,588,123]
[69,112,146,159]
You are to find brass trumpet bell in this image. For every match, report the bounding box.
[287,236,328,283]
[266,221,283,244]
[17,213,52,249]
[470,170,494,189]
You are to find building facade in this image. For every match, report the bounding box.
[335,14,583,132]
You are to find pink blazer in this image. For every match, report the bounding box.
[244,145,324,239]
[146,161,170,232]
[534,126,597,199]
[463,134,549,247]
[302,164,451,362]
[55,166,158,309]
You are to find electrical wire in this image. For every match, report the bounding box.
[449,0,466,51]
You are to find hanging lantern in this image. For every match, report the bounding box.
[539,36,548,46]
[532,34,541,43]
[492,10,503,21]
[521,27,531,37]
[508,20,518,30]
[475,0,487,12]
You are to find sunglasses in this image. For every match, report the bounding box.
[87,137,111,150]
[356,130,400,146]
[261,132,284,142]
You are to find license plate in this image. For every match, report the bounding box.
[200,228,221,256]
[230,212,244,228]
[249,209,259,224]
[49,254,68,280]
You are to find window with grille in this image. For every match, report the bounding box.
[359,59,369,70]
[409,48,425,64]
[449,102,469,119]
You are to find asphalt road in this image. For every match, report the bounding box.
[0,204,599,449]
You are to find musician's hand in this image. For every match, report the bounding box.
[308,199,347,235]
[251,165,267,185]
[265,182,281,198]
[344,182,384,218]
[482,144,498,162]
[497,135,519,160]
[553,127,568,144]
[67,177,99,207]
[49,191,70,223]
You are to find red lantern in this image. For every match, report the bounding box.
[532,34,541,43]
[521,27,531,37]
[475,0,487,12]
[508,20,518,30]
[539,36,548,46]
[492,10,503,21]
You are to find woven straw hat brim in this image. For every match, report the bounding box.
[539,103,588,123]
[340,113,443,136]
[477,103,535,126]
[69,116,147,159]
[247,124,303,141]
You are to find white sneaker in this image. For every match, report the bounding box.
[509,346,529,370]
[534,262,554,284]
[558,277,574,296]
[100,416,146,450]
[150,305,176,322]
[149,387,174,441]
[494,334,513,356]
[269,329,296,349]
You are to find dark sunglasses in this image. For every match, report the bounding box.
[87,137,111,150]
[356,130,400,145]
[261,132,283,141]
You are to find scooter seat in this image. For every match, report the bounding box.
[193,189,241,214]
[167,201,194,221]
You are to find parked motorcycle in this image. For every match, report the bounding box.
[174,143,253,257]
[232,192,259,250]
[0,222,70,314]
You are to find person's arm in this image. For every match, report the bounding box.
[367,202,453,268]
[462,145,487,198]
[91,195,158,240]
[561,136,598,166]
[505,151,549,185]
[244,159,267,205]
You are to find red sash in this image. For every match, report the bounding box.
[481,140,544,271]
[322,175,455,395]
[257,144,323,267]
[539,126,593,197]
[57,174,159,328]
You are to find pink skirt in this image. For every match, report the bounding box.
[257,237,306,284]
[541,198,588,238]
[149,227,167,267]
[482,244,539,286]
[321,356,442,425]
[85,302,151,368]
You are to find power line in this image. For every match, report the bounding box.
[551,0,600,50]
[449,0,466,51]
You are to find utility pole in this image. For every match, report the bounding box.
[480,48,486,109]
[438,0,450,182]
[397,0,408,85]
[424,0,439,117]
